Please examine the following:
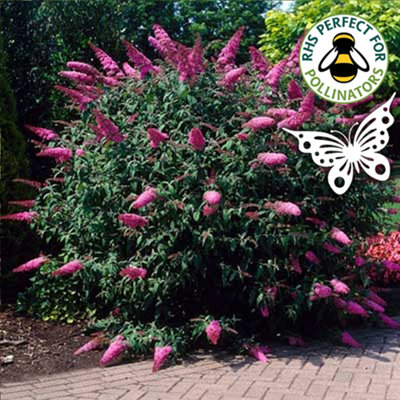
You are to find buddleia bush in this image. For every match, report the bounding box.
[6,25,399,369]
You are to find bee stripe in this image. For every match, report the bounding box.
[334,34,355,42]
[336,54,353,64]
[333,75,355,82]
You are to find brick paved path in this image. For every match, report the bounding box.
[1,322,399,400]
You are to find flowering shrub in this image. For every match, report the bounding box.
[7,25,399,369]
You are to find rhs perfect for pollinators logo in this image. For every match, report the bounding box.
[299,14,388,104]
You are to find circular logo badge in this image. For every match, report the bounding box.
[299,15,388,104]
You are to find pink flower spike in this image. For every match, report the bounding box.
[119,266,147,280]
[1,211,38,223]
[118,213,149,229]
[266,58,287,89]
[89,42,124,78]
[52,260,83,276]
[305,251,320,264]
[341,332,361,348]
[66,61,100,77]
[330,279,350,295]
[249,46,270,78]
[13,178,42,189]
[288,336,307,347]
[59,71,96,85]
[333,297,347,310]
[132,188,157,209]
[260,306,269,318]
[379,313,400,329]
[152,345,172,372]
[36,147,73,163]
[122,62,140,79]
[74,337,102,356]
[392,195,400,203]
[249,346,270,363]
[324,242,342,254]
[76,149,85,157]
[382,260,400,272]
[243,117,275,132]
[290,256,302,274]
[219,67,246,89]
[367,290,387,307]
[8,200,35,208]
[99,335,129,366]
[206,320,222,345]
[257,152,288,167]
[273,201,301,217]
[215,27,245,73]
[330,228,353,245]
[346,301,368,317]
[363,299,385,313]
[236,132,249,141]
[147,128,169,148]
[25,125,59,140]
[312,283,332,300]
[298,91,315,114]
[203,204,218,216]
[355,256,366,267]
[203,191,222,206]
[12,256,48,273]
[188,128,206,151]
[288,80,302,99]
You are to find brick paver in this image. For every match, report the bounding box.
[1,320,399,400]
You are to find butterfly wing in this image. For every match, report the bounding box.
[283,128,348,168]
[327,158,354,195]
[353,92,396,181]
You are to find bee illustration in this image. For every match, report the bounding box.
[318,33,369,83]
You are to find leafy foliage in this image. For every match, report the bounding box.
[259,0,400,94]
[15,26,397,365]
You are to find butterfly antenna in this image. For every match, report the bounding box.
[348,123,360,142]
[330,130,349,143]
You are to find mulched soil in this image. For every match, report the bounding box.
[0,306,101,383]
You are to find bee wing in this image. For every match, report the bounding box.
[318,47,338,72]
[349,48,369,71]
[353,92,396,153]
[283,128,348,168]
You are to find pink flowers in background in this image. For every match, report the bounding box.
[205,320,222,345]
[12,256,48,273]
[147,128,169,148]
[119,267,147,280]
[215,26,245,73]
[25,125,59,141]
[99,335,129,366]
[379,314,400,329]
[203,191,222,206]
[330,279,349,295]
[355,256,366,267]
[118,213,149,229]
[272,201,301,217]
[367,290,387,307]
[236,132,249,141]
[1,211,38,223]
[52,260,84,276]
[249,46,270,79]
[188,128,206,151]
[266,108,297,120]
[346,301,368,318]
[132,188,157,209]
[74,337,102,356]
[219,67,246,89]
[305,251,320,264]
[243,116,275,132]
[36,147,73,163]
[291,256,302,274]
[153,345,172,372]
[333,297,347,310]
[330,228,352,245]
[92,109,124,143]
[248,345,271,363]
[324,242,342,254]
[363,299,385,313]
[257,152,288,167]
[310,283,332,300]
[305,217,327,229]
[260,305,269,318]
[75,149,86,157]
[288,336,307,347]
[13,178,43,189]
[8,200,35,208]
[89,42,124,78]
[287,80,302,100]
[382,260,400,272]
[341,332,361,348]
[203,204,218,216]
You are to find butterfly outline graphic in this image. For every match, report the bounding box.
[283,92,396,195]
